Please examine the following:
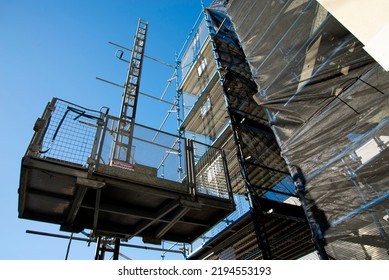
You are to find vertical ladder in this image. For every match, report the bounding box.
[113,19,148,164]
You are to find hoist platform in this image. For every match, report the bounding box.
[18,98,235,244]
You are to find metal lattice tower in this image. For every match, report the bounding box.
[113,19,148,163]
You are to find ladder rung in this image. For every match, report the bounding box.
[118,127,133,133]
[119,120,134,126]
[124,104,134,109]
[124,95,136,101]
[125,84,137,90]
[134,38,144,44]
[133,48,143,53]
[128,74,139,79]
[126,79,137,85]
[124,92,136,97]
[125,89,137,95]
[125,88,136,94]
[125,86,136,91]
[131,58,141,64]
[129,65,140,72]
[124,98,135,103]
[115,142,131,147]
[125,102,135,107]
[127,75,137,80]
[125,86,137,92]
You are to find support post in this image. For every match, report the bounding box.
[113,238,121,260]
[249,198,272,260]
[94,236,106,260]
[175,55,184,181]
[290,165,329,260]
[229,113,272,259]
[28,98,57,156]
[221,149,234,202]
[185,139,196,196]
[88,109,108,173]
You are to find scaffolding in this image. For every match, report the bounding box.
[225,0,389,260]
[176,0,389,260]
[179,0,388,260]
[177,6,314,260]
[18,1,389,260]
[18,17,235,260]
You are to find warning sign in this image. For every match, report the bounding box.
[111,160,135,171]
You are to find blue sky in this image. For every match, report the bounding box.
[0,0,212,260]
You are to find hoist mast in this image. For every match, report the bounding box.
[112,19,148,164]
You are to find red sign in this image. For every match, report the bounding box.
[111,160,135,171]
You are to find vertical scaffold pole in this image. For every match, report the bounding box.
[175,53,184,180]
[113,238,121,260]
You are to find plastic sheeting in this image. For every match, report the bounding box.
[200,5,315,259]
[205,6,293,198]
[224,0,389,259]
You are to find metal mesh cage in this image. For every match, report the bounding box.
[28,98,234,203]
[193,140,230,199]
[97,116,186,182]
[39,99,102,167]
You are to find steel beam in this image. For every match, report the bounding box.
[93,189,102,232]
[155,207,190,239]
[65,186,87,225]
[131,200,180,237]
[80,202,209,227]
[26,230,184,254]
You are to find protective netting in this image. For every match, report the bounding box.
[193,140,230,199]
[224,0,389,259]
[181,4,314,259]
[38,99,102,167]
[205,6,293,199]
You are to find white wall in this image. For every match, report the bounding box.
[317,0,389,71]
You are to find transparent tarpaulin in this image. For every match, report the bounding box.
[224,0,389,259]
